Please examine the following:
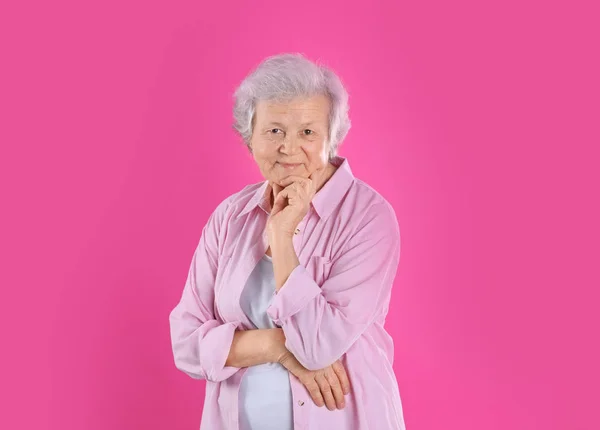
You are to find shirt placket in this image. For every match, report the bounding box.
[289,219,311,430]
[288,215,312,429]
[290,374,311,429]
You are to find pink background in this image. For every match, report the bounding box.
[1,1,598,429]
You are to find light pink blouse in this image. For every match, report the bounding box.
[169,155,406,429]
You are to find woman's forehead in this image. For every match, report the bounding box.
[255,96,330,124]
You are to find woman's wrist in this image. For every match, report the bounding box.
[267,327,288,363]
[268,231,294,249]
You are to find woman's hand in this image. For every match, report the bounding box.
[267,167,326,239]
[278,350,351,410]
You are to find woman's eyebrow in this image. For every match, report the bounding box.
[265,121,320,128]
[265,122,286,127]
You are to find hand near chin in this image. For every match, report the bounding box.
[267,166,327,239]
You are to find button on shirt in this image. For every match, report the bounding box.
[169,155,406,430]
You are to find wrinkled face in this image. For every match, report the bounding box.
[249,94,331,186]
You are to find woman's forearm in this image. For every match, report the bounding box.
[224,327,287,368]
[270,234,299,291]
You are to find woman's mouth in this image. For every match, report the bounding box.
[279,162,301,169]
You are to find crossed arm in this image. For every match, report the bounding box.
[224,327,286,368]
[169,199,400,381]
[168,198,289,381]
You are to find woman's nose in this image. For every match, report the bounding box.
[280,135,301,153]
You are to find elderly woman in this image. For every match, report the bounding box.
[169,53,406,430]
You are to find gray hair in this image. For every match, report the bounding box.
[232,53,351,160]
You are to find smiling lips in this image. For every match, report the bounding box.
[279,162,301,169]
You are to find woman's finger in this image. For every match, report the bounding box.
[324,367,346,409]
[315,373,336,411]
[271,182,283,197]
[282,177,313,196]
[275,186,305,209]
[279,176,313,198]
[332,360,351,395]
[279,175,309,187]
[271,187,292,214]
[305,380,325,407]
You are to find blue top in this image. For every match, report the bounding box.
[238,253,294,430]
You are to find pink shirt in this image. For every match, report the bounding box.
[169,155,406,430]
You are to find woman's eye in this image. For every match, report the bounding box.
[270,128,282,134]
[303,129,313,135]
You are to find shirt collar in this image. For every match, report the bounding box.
[235,155,355,222]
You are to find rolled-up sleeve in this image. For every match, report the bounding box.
[266,202,401,371]
[169,198,242,382]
